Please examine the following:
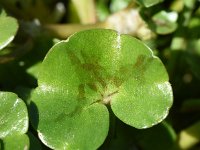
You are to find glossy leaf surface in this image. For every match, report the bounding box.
[31,88,109,149]
[0,92,29,149]
[30,29,173,149]
[0,92,28,138]
[0,12,18,50]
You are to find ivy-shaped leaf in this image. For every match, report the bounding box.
[30,29,173,149]
[136,0,164,7]
[0,92,29,150]
[0,10,19,50]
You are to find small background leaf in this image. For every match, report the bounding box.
[110,0,132,13]
[152,11,178,34]
[0,11,18,50]
[137,0,164,7]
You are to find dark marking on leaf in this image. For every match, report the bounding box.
[112,77,123,87]
[78,84,85,99]
[67,50,154,105]
[115,55,154,84]
[67,50,81,66]
[87,83,98,92]
[55,106,82,122]
[134,55,146,68]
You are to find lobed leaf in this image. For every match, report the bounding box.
[0,92,29,149]
[0,92,28,138]
[30,29,173,149]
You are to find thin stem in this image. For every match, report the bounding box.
[43,8,154,40]
[71,0,97,24]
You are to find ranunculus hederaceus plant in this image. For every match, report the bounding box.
[30,29,173,149]
[0,92,29,150]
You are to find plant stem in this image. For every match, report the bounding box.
[43,22,106,39]
[43,8,154,40]
[71,0,97,24]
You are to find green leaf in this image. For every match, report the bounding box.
[110,0,132,13]
[137,0,164,7]
[178,121,200,150]
[31,88,109,149]
[109,34,172,128]
[152,11,178,34]
[0,8,7,17]
[14,86,33,106]
[0,12,19,50]
[96,0,110,21]
[26,62,42,80]
[0,92,28,138]
[0,92,29,149]
[2,134,29,150]
[30,29,173,149]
